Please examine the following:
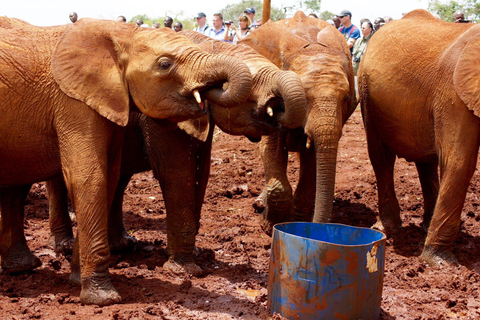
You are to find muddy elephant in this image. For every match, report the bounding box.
[358,9,480,265]
[240,11,356,232]
[46,32,307,276]
[0,17,253,306]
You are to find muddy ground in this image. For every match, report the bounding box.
[1,108,480,319]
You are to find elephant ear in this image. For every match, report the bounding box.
[454,33,480,117]
[177,102,210,141]
[176,115,210,142]
[52,19,130,127]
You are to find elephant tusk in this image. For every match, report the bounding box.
[267,107,274,117]
[306,137,312,149]
[193,90,202,104]
[193,90,204,110]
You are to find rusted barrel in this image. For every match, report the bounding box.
[268,222,386,320]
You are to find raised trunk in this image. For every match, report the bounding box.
[201,54,253,107]
[274,71,307,129]
[310,98,343,223]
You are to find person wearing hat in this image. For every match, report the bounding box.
[244,7,257,29]
[337,9,360,54]
[194,12,210,35]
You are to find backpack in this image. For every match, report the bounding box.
[339,25,358,39]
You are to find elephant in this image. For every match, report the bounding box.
[358,9,480,265]
[240,11,357,232]
[45,31,307,276]
[0,17,254,306]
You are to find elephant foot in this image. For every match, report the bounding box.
[372,217,402,237]
[163,258,203,277]
[1,243,42,273]
[49,234,75,255]
[109,232,138,254]
[420,245,458,267]
[80,273,122,306]
[260,213,274,236]
[253,191,267,213]
[69,270,81,286]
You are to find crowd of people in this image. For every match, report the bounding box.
[68,8,471,73]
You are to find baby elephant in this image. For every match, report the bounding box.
[359,9,480,265]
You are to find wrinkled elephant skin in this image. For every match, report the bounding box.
[0,17,253,306]
[359,9,480,265]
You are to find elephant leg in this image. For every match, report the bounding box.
[368,137,402,236]
[421,128,479,265]
[46,176,75,255]
[108,173,137,254]
[415,161,439,232]
[0,184,42,272]
[291,138,316,221]
[144,123,203,276]
[59,118,123,306]
[256,130,293,235]
[193,130,214,235]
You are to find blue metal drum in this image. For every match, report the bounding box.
[268,222,386,320]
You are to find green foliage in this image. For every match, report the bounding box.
[428,0,480,22]
[301,0,322,12]
[220,0,285,23]
[319,11,336,21]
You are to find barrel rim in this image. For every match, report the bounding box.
[272,222,386,247]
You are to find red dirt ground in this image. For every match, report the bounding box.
[1,108,480,319]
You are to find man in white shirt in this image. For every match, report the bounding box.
[207,13,227,41]
[194,12,210,34]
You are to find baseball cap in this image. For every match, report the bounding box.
[244,7,256,14]
[337,10,352,17]
[195,12,206,18]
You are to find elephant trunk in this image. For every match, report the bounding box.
[201,54,253,107]
[274,71,307,129]
[309,98,343,223]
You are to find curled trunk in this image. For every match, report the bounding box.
[273,71,307,129]
[201,54,253,107]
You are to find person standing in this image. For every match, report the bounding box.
[194,12,210,34]
[173,22,183,32]
[337,10,360,54]
[352,21,374,75]
[244,7,257,29]
[229,14,252,44]
[164,16,173,28]
[208,13,227,41]
[374,17,385,31]
[117,15,126,22]
[69,12,78,23]
[332,16,341,29]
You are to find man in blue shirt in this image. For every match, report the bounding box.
[337,10,361,55]
[208,13,228,41]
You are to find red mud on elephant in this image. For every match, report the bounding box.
[1,109,479,319]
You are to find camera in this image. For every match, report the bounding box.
[458,19,471,23]
[225,20,233,26]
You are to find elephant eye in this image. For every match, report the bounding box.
[159,60,172,70]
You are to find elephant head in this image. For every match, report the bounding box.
[51,18,253,126]
[179,30,307,141]
[241,11,356,224]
